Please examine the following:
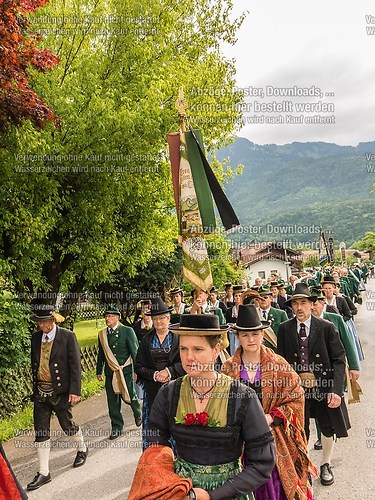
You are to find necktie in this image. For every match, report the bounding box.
[262,310,267,320]
[45,334,49,343]
[299,323,307,340]
[109,328,113,335]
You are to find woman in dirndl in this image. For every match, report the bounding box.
[129,313,275,500]
[222,304,317,499]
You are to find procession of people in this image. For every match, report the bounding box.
[1,261,371,499]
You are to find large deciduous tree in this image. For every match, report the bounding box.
[0,0,59,130]
[0,0,245,307]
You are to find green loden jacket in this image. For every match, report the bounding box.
[96,324,139,377]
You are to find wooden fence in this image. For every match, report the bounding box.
[0,344,99,419]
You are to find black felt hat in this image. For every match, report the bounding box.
[320,276,337,286]
[31,305,65,323]
[285,283,317,306]
[169,313,228,335]
[231,304,270,331]
[170,287,183,296]
[145,297,172,316]
[269,281,284,289]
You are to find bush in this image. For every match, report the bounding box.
[0,291,32,374]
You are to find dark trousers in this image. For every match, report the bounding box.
[105,371,141,431]
[304,390,335,440]
[33,393,79,442]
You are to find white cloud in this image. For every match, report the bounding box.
[222,0,375,145]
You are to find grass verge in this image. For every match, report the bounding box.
[74,318,105,348]
[0,369,104,442]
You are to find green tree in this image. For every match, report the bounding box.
[206,231,242,288]
[0,0,245,305]
[351,232,375,254]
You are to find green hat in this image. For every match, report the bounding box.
[257,285,273,296]
[309,287,325,300]
[104,305,121,317]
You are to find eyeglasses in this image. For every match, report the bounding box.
[153,315,169,321]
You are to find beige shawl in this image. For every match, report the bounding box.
[98,328,132,403]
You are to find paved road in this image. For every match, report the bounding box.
[4,280,375,499]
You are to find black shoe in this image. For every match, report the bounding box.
[135,416,142,427]
[73,448,88,467]
[314,439,322,450]
[27,472,51,491]
[109,430,121,440]
[320,463,334,486]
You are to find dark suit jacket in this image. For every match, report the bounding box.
[332,296,352,322]
[278,316,350,438]
[135,330,185,408]
[277,316,346,397]
[341,294,357,316]
[226,306,238,324]
[31,326,81,397]
[277,295,293,318]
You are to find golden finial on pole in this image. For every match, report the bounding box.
[176,87,188,132]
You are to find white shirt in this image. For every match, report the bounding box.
[258,307,270,320]
[325,296,337,308]
[297,317,312,337]
[107,323,119,334]
[172,303,186,314]
[43,324,56,343]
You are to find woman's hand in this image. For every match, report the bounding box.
[193,488,210,500]
[183,488,210,500]
[155,368,170,383]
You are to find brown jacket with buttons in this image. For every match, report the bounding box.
[31,326,82,396]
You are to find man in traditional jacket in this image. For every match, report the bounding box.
[285,274,298,295]
[27,305,88,491]
[96,305,141,439]
[256,285,288,336]
[277,283,349,487]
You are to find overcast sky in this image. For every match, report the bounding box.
[222,0,375,146]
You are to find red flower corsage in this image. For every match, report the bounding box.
[175,411,220,427]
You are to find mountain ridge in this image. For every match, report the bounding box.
[216,137,375,245]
